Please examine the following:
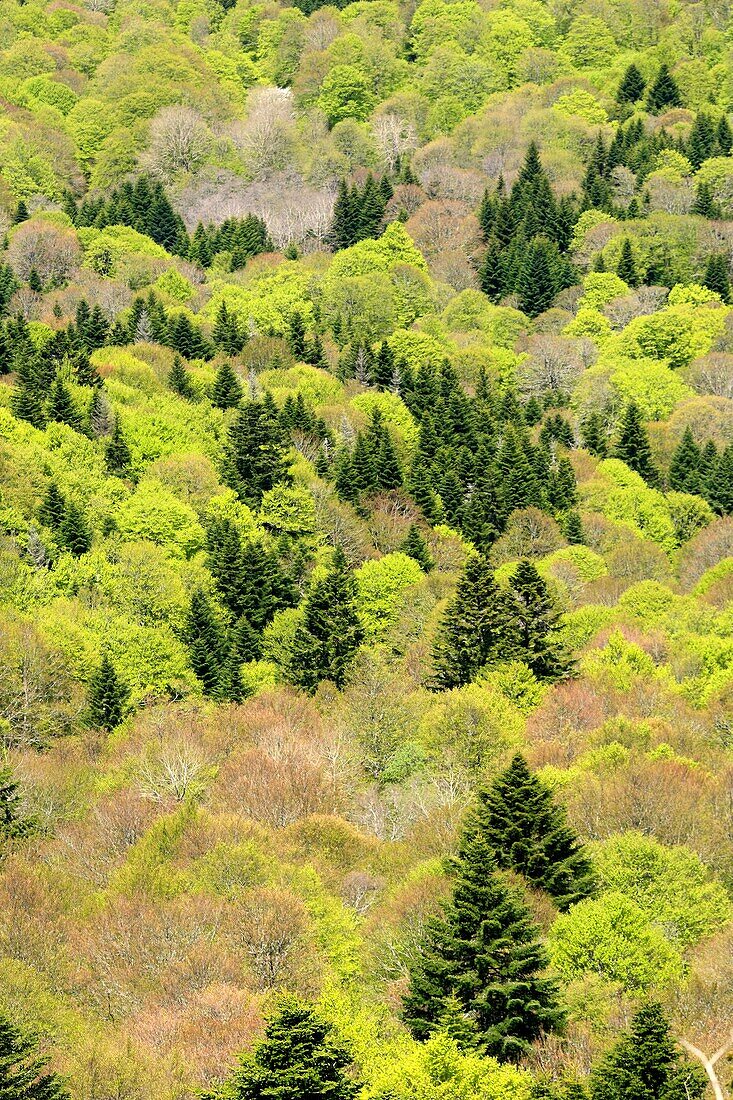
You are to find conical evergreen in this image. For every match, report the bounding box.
[616,63,646,103]
[168,354,195,399]
[400,523,434,572]
[508,560,572,681]
[222,397,291,505]
[0,765,34,841]
[104,417,133,477]
[0,1012,68,1099]
[703,254,731,302]
[706,443,733,514]
[58,499,92,556]
[185,589,227,697]
[580,412,608,457]
[38,482,65,529]
[211,361,243,410]
[668,426,702,493]
[86,654,130,730]
[47,376,82,431]
[431,554,515,690]
[616,238,639,287]
[207,996,359,1100]
[402,814,565,1061]
[645,63,681,112]
[517,239,557,317]
[475,753,594,910]
[589,1004,705,1100]
[285,547,364,692]
[614,402,659,485]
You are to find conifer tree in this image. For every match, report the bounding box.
[168,354,195,399]
[287,312,307,361]
[105,417,133,477]
[717,114,733,155]
[211,361,243,410]
[668,427,702,493]
[616,238,639,287]
[58,500,92,556]
[589,1004,705,1100]
[207,996,359,1100]
[706,443,733,514]
[86,654,130,730]
[286,547,364,693]
[222,397,291,505]
[38,482,65,530]
[185,589,227,697]
[703,254,731,302]
[402,814,564,1060]
[646,63,682,112]
[431,554,515,690]
[0,765,34,842]
[0,1013,68,1099]
[89,389,113,437]
[517,239,557,317]
[561,511,584,544]
[580,412,608,457]
[614,402,659,485]
[616,63,646,103]
[47,377,82,431]
[475,753,594,910]
[508,560,573,681]
[691,180,719,218]
[400,523,434,572]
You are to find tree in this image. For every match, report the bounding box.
[668,427,702,494]
[402,814,564,1061]
[105,417,133,477]
[58,500,92,556]
[211,361,243,410]
[617,63,646,103]
[614,402,659,485]
[0,766,34,842]
[703,255,731,302]
[517,239,557,317]
[86,654,130,731]
[0,1012,68,1099]
[475,754,594,910]
[431,555,515,690]
[168,354,195,398]
[400,524,434,572]
[185,589,227,697]
[646,64,682,112]
[222,397,291,506]
[47,377,82,431]
[616,238,639,287]
[38,482,65,530]
[508,560,572,681]
[581,412,608,457]
[206,996,359,1100]
[285,547,364,692]
[589,1004,705,1100]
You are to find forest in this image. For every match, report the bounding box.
[0,0,732,1093]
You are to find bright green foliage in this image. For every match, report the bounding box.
[475,754,595,910]
[589,1004,705,1100]
[403,812,565,1061]
[86,653,130,730]
[286,548,365,692]
[209,997,358,1100]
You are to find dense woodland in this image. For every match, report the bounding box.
[0,0,732,1093]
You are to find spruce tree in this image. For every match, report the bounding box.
[614,402,659,485]
[47,377,82,431]
[400,523,434,572]
[616,63,646,103]
[222,397,291,505]
[86,654,130,730]
[703,254,731,302]
[431,554,515,690]
[0,1013,68,1100]
[207,997,359,1100]
[104,417,133,477]
[402,816,564,1061]
[168,354,195,399]
[185,589,227,696]
[616,238,639,287]
[285,547,364,693]
[517,239,557,317]
[561,511,584,544]
[589,1004,705,1100]
[58,500,92,556]
[706,443,733,514]
[646,63,682,112]
[211,361,243,410]
[668,426,702,493]
[691,180,719,218]
[508,560,572,681]
[0,765,34,842]
[580,412,608,457]
[475,753,594,910]
[38,482,65,530]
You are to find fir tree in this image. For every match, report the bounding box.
[431,554,515,690]
[222,397,291,505]
[668,426,702,493]
[517,239,557,317]
[38,482,65,529]
[211,361,243,410]
[206,996,359,1100]
[0,765,34,842]
[400,523,434,572]
[691,180,719,218]
[58,500,92,556]
[105,417,133,477]
[646,63,682,112]
[589,1004,705,1100]
[86,654,130,730]
[616,238,639,287]
[47,377,82,431]
[89,389,113,437]
[580,412,608,457]
[706,443,733,514]
[0,1013,69,1100]
[561,510,584,544]
[287,311,307,361]
[703,254,731,302]
[286,547,364,693]
[402,815,564,1061]
[717,114,733,155]
[616,63,646,103]
[168,354,195,399]
[614,402,659,485]
[508,560,573,681]
[475,753,594,910]
[185,589,227,697]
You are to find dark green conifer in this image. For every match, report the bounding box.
[0,765,34,842]
[402,813,564,1060]
[47,377,82,431]
[0,1013,68,1099]
[400,523,434,572]
[614,402,659,485]
[646,63,682,112]
[475,753,594,909]
[717,114,733,155]
[691,180,719,218]
[168,354,195,399]
[38,482,65,529]
[105,417,133,477]
[616,63,646,103]
[706,443,733,514]
[703,254,731,302]
[517,239,557,317]
[509,560,573,681]
[616,237,639,287]
[86,654,130,730]
[668,427,702,493]
[561,510,584,544]
[222,397,291,505]
[580,412,608,457]
[185,588,227,696]
[58,499,92,556]
[589,1004,705,1100]
[211,361,243,410]
[285,547,364,693]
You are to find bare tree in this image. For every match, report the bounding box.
[679,1033,733,1100]
[7,220,81,283]
[372,112,418,173]
[516,334,585,397]
[144,106,211,180]
[231,88,295,180]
